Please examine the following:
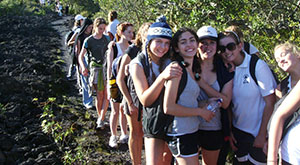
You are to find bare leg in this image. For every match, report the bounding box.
[126,112,143,165]
[144,137,166,165]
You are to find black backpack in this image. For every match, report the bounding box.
[267,77,300,140]
[133,53,187,140]
[249,54,279,85]
[64,30,75,55]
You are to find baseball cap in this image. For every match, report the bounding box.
[75,14,86,21]
[197,26,218,41]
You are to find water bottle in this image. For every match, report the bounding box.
[207,98,223,112]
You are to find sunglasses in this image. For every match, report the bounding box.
[218,42,237,53]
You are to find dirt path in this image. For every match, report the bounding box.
[0,13,136,164]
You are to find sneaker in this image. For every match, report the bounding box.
[119,134,129,144]
[96,118,105,130]
[103,119,109,126]
[85,105,93,110]
[109,135,118,148]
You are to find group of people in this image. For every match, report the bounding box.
[64,10,300,165]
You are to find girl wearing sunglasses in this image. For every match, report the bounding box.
[218,31,277,164]
[196,26,234,165]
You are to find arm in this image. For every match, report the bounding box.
[163,75,215,120]
[78,47,88,76]
[253,93,276,148]
[198,78,233,109]
[131,62,182,107]
[267,80,300,164]
[116,55,137,114]
[67,32,78,46]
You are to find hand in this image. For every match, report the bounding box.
[128,103,138,115]
[81,67,89,77]
[161,62,182,80]
[253,133,266,148]
[229,132,238,151]
[224,61,235,73]
[199,108,215,122]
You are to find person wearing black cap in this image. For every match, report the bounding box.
[196,26,234,165]
[129,19,181,165]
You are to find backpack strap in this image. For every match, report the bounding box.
[244,42,250,54]
[280,76,290,96]
[137,53,150,78]
[176,61,187,103]
[249,54,259,85]
[113,44,118,59]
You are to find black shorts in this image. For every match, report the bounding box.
[198,130,223,150]
[167,131,200,157]
[232,127,267,164]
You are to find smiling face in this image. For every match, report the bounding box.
[274,47,300,72]
[149,38,171,59]
[176,31,198,59]
[198,38,217,60]
[218,36,242,63]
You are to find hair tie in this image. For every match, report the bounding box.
[195,73,200,80]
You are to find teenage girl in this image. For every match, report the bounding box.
[196,26,233,165]
[75,18,94,109]
[267,43,300,165]
[116,22,152,164]
[163,27,215,165]
[218,31,277,164]
[130,20,181,165]
[106,22,134,148]
[78,17,110,129]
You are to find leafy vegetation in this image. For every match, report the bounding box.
[63,0,300,80]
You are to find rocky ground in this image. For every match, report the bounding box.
[0,12,136,164]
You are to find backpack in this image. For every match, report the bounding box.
[64,30,75,55]
[249,54,279,85]
[107,45,121,102]
[134,53,187,140]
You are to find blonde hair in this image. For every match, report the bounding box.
[225,25,244,42]
[274,42,300,58]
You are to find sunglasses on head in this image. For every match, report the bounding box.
[218,42,237,53]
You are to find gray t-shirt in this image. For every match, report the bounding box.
[198,80,222,131]
[84,35,110,64]
[167,72,201,136]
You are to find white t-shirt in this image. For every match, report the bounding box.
[106,19,120,38]
[281,116,300,164]
[232,53,277,137]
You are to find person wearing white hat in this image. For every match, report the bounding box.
[196,25,234,165]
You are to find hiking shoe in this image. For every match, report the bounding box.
[96,118,105,130]
[109,135,118,148]
[119,134,129,144]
